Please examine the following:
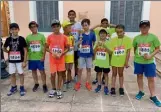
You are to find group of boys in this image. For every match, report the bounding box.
[3,10,161,107]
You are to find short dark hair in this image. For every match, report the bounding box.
[116,24,125,30]
[99,29,108,35]
[28,21,38,28]
[101,18,108,23]
[81,19,90,25]
[68,10,76,15]
[10,23,19,29]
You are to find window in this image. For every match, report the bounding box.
[36,1,59,32]
[110,1,143,32]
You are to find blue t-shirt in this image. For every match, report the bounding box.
[78,31,96,58]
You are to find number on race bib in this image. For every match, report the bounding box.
[80,46,90,53]
[30,41,41,52]
[96,51,106,60]
[9,51,21,61]
[52,48,62,54]
[138,44,150,56]
[114,46,125,56]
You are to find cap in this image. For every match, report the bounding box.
[139,20,150,27]
[62,20,72,28]
[28,21,38,28]
[51,19,61,26]
[10,23,19,29]
[99,28,108,34]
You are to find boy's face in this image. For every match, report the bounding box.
[116,28,124,37]
[140,25,150,34]
[101,21,109,28]
[10,28,19,36]
[29,24,38,33]
[52,24,61,33]
[64,25,72,34]
[68,12,76,22]
[82,22,89,31]
[99,32,107,40]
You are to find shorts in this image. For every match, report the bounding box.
[28,60,44,71]
[50,63,65,74]
[78,57,93,69]
[74,51,79,62]
[134,62,156,77]
[9,63,23,74]
[94,66,110,73]
[65,63,73,70]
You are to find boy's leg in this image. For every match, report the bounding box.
[111,66,117,88]
[118,67,124,88]
[147,77,155,97]
[137,74,144,92]
[62,70,66,84]
[51,73,56,89]
[57,71,64,90]
[94,66,102,93]
[103,68,110,95]
[74,51,79,77]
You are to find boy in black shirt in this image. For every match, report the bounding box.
[3,23,27,96]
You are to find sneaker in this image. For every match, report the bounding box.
[20,86,26,96]
[74,82,81,91]
[7,86,18,96]
[110,88,116,97]
[57,90,63,99]
[85,82,92,91]
[49,89,56,98]
[92,79,98,85]
[43,84,48,93]
[104,86,109,95]
[95,85,101,93]
[150,96,161,107]
[74,75,77,82]
[119,88,124,96]
[135,91,145,100]
[66,81,72,89]
[32,84,39,92]
[62,84,67,92]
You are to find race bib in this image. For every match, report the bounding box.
[66,47,74,55]
[106,36,110,41]
[9,51,21,61]
[138,44,150,56]
[96,51,106,60]
[114,46,125,56]
[52,47,62,54]
[30,41,41,52]
[80,45,90,53]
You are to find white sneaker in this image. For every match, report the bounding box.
[49,89,56,98]
[57,90,63,99]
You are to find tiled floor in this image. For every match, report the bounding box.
[1,55,161,112]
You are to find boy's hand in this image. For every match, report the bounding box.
[40,57,45,62]
[22,62,27,68]
[124,62,129,68]
[144,53,152,60]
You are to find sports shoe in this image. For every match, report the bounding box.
[62,84,67,92]
[20,86,26,96]
[135,91,145,100]
[150,96,161,107]
[7,86,18,96]
[74,82,81,91]
[49,89,56,98]
[66,81,72,89]
[104,86,109,95]
[43,84,48,93]
[92,79,98,85]
[95,85,101,93]
[119,88,124,96]
[110,88,116,97]
[85,82,92,91]
[57,90,63,99]
[74,75,77,82]
[32,84,39,92]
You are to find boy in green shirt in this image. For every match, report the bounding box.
[133,20,161,107]
[26,21,48,93]
[110,24,132,96]
[93,29,112,95]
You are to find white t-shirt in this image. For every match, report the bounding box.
[71,22,82,51]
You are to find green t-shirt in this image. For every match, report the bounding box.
[110,36,132,67]
[94,27,115,41]
[26,33,46,60]
[133,33,161,64]
[93,40,110,68]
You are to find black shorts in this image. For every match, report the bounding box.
[74,51,79,62]
[94,66,110,73]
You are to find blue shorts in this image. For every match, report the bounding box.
[28,60,45,71]
[134,62,156,77]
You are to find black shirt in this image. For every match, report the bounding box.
[4,36,27,63]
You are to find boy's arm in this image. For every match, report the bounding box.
[3,38,9,53]
[45,43,52,54]
[90,24,101,31]
[22,47,28,68]
[125,49,131,68]
[144,46,160,60]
